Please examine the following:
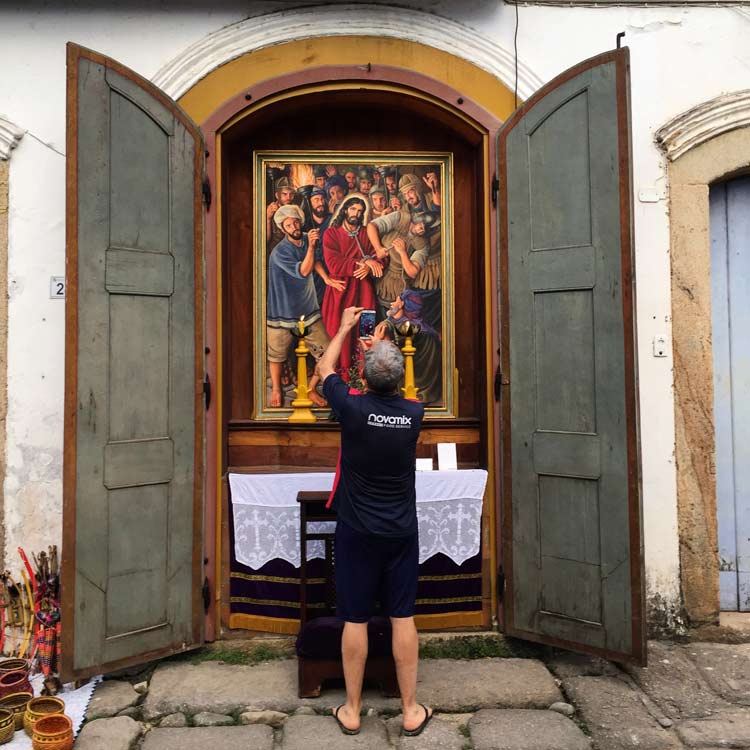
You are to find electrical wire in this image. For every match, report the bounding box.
[514,0,520,108]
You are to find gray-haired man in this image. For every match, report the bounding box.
[317,307,434,738]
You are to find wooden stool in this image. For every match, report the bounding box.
[295,491,400,698]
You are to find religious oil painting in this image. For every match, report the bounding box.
[254,152,455,420]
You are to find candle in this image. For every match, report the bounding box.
[298,315,305,335]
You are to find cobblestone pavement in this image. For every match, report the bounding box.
[74,640,750,749]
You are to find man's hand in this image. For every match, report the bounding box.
[390,196,402,210]
[266,201,280,219]
[339,307,363,332]
[353,261,369,280]
[392,237,407,256]
[308,228,320,246]
[325,276,347,292]
[364,259,383,277]
[423,174,438,192]
[319,308,363,383]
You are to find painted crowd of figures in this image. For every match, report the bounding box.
[264,162,444,409]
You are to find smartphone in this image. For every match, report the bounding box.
[358,309,376,339]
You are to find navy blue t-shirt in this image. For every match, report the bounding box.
[323,373,425,537]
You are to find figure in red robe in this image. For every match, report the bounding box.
[322,194,384,378]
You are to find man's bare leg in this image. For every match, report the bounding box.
[391,616,432,732]
[308,372,327,407]
[334,621,368,732]
[269,361,284,407]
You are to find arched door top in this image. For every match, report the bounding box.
[656,89,750,162]
[0,116,24,160]
[152,3,542,103]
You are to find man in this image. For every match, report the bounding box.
[357,166,373,196]
[368,185,392,219]
[410,209,443,335]
[266,176,297,252]
[325,174,348,214]
[343,167,358,193]
[322,195,383,376]
[398,173,437,216]
[306,186,346,305]
[385,170,398,199]
[313,165,328,190]
[387,290,442,405]
[366,205,429,316]
[420,166,441,207]
[266,204,329,407]
[318,306,433,738]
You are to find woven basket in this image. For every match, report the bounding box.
[0,708,15,745]
[0,690,32,730]
[0,670,31,700]
[24,697,65,737]
[31,714,73,750]
[0,659,30,675]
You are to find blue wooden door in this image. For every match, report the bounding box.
[711,177,750,612]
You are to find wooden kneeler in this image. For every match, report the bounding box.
[295,491,400,699]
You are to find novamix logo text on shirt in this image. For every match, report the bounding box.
[367,413,413,428]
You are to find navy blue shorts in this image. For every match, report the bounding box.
[334,521,419,623]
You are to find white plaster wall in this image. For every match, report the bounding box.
[0,4,251,568]
[1,0,748,626]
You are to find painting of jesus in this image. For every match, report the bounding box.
[254,153,454,419]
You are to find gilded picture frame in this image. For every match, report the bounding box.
[253,151,455,420]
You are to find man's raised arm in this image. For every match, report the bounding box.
[317,307,363,382]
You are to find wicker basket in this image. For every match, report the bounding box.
[24,697,65,737]
[0,690,32,730]
[0,708,15,745]
[0,658,30,675]
[31,714,73,750]
[0,670,32,700]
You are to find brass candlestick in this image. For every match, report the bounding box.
[288,316,316,424]
[396,320,420,400]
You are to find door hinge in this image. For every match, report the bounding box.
[494,365,502,401]
[202,176,212,210]
[202,576,210,614]
[203,374,211,410]
[496,566,505,602]
[491,174,500,206]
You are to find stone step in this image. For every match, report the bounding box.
[469,709,591,750]
[564,675,683,749]
[283,714,389,750]
[142,657,561,721]
[141,726,274,750]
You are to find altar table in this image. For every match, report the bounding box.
[227,469,488,633]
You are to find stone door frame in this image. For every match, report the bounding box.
[656,93,750,623]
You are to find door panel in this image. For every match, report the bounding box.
[498,49,644,663]
[711,177,750,611]
[63,43,204,679]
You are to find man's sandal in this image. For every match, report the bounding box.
[402,704,433,737]
[333,704,361,736]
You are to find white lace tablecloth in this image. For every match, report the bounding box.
[229,470,488,570]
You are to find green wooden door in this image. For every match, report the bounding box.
[62,44,204,679]
[498,49,644,663]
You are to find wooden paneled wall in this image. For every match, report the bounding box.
[222,89,487,471]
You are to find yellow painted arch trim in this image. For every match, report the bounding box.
[177,36,516,124]
[186,34,508,634]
